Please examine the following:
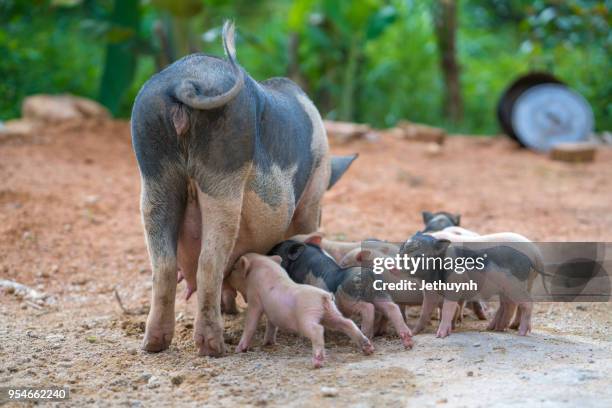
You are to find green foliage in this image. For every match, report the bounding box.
[0,0,104,119]
[1,0,610,133]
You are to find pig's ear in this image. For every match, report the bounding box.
[238,256,250,278]
[305,233,323,247]
[287,243,305,261]
[422,211,434,224]
[452,214,461,226]
[269,255,282,264]
[356,250,372,263]
[434,239,451,254]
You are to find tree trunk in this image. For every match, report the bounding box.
[432,0,463,122]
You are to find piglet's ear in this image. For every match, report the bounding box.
[422,211,434,224]
[239,256,250,278]
[287,243,305,261]
[356,250,371,263]
[269,255,282,264]
[305,233,323,247]
[434,239,451,254]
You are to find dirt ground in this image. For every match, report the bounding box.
[1,119,611,407]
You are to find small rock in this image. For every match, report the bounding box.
[147,376,161,389]
[84,195,100,205]
[425,142,442,156]
[473,343,481,347]
[437,398,448,404]
[26,331,40,338]
[127,348,137,356]
[170,374,184,386]
[0,119,36,138]
[467,371,474,377]
[255,396,268,406]
[140,373,152,382]
[321,387,338,397]
[576,305,587,311]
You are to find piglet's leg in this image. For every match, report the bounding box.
[336,294,375,339]
[373,300,413,349]
[373,313,388,336]
[356,301,376,339]
[437,299,458,338]
[494,297,517,331]
[486,302,504,330]
[322,302,374,356]
[221,283,238,315]
[236,304,263,353]
[302,323,326,369]
[413,291,438,335]
[469,301,489,320]
[263,319,277,346]
[452,300,465,329]
[509,308,521,330]
[517,302,532,336]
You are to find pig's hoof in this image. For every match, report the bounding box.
[312,351,325,368]
[142,332,172,353]
[400,332,414,349]
[494,323,508,332]
[195,334,226,357]
[362,340,375,356]
[436,326,451,338]
[235,343,249,353]
[518,326,531,336]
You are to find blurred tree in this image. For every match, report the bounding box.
[98,0,140,115]
[432,0,463,122]
[291,0,397,121]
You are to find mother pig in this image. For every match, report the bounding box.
[131,22,356,356]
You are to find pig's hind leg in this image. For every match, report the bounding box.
[516,302,532,335]
[413,291,440,334]
[140,173,187,352]
[322,299,374,356]
[193,182,246,357]
[490,296,516,331]
[336,292,375,339]
[373,299,413,349]
[509,308,522,330]
[299,321,326,368]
